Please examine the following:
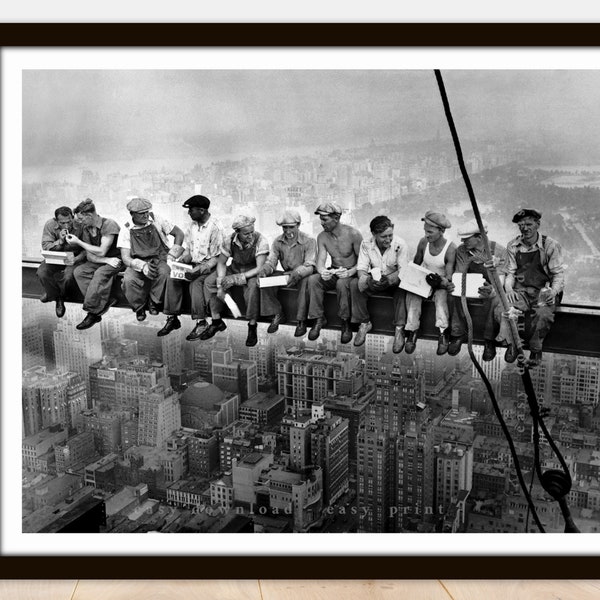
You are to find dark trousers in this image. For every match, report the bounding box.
[307,273,353,321]
[451,295,499,341]
[349,278,406,326]
[122,261,171,312]
[205,269,260,321]
[260,272,309,321]
[164,271,211,320]
[74,261,123,315]
[37,261,76,301]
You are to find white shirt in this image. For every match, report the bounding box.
[185,217,224,264]
[117,214,173,250]
[356,235,409,277]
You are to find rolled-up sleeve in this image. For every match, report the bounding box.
[356,241,371,273]
[208,223,224,260]
[41,220,62,251]
[506,241,518,276]
[396,241,409,274]
[255,234,270,257]
[263,242,281,276]
[295,237,317,278]
[546,239,565,293]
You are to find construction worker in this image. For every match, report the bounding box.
[257,209,316,336]
[350,215,409,351]
[202,214,269,347]
[37,206,85,318]
[157,195,223,340]
[66,200,123,330]
[118,197,184,322]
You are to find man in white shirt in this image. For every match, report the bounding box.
[157,195,223,340]
[350,215,409,351]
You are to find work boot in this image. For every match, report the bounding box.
[448,335,467,357]
[528,350,543,367]
[436,329,449,355]
[405,330,418,354]
[186,319,208,341]
[147,301,160,316]
[340,320,353,344]
[136,307,147,322]
[294,320,307,337]
[267,314,286,334]
[354,321,372,347]
[246,323,258,347]
[200,318,227,340]
[55,298,66,318]
[482,340,497,361]
[40,293,51,303]
[157,315,181,337]
[504,343,517,363]
[392,326,406,354]
[75,312,102,330]
[308,318,327,341]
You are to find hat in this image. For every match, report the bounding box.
[276,210,302,226]
[314,202,342,216]
[231,214,256,230]
[512,208,542,223]
[422,210,451,230]
[126,197,152,213]
[457,219,488,239]
[182,195,210,209]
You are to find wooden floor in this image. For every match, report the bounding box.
[1,580,600,600]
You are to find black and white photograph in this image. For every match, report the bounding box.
[6,46,600,557]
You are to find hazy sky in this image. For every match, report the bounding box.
[22,70,600,166]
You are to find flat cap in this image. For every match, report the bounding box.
[314,202,342,216]
[182,195,210,209]
[422,210,451,230]
[457,219,488,238]
[126,197,152,213]
[512,208,542,223]
[232,214,256,230]
[276,209,302,226]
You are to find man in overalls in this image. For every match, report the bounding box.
[202,214,269,347]
[448,219,508,360]
[499,208,565,366]
[118,197,184,322]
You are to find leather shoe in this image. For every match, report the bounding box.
[308,318,327,341]
[55,298,66,318]
[294,321,307,337]
[528,350,543,367]
[504,343,517,363]
[267,314,286,334]
[199,319,227,340]
[40,293,51,303]
[393,326,406,354]
[246,323,258,347]
[482,341,497,361]
[437,329,449,355]
[148,302,160,316]
[448,335,467,356]
[136,308,147,322]
[405,330,418,354]
[353,321,372,347]
[340,320,353,344]
[157,315,181,337]
[186,320,208,341]
[76,312,102,330]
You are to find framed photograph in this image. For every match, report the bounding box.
[3,23,600,578]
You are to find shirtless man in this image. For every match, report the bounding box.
[404,210,456,355]
[306,202,363,343]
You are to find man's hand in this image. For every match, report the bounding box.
[286,271,301,287]
[142,262,159,280]
[221,274,247,290]
[425,272,443,289]
[484,256,502,269]
[59,229,69,242]
[167,244,184,260]
[65,233,80,245]
[336,268,350,279]
[505,289,519,304]
[106,257,122,269]
[368,277,388,292]
[64,254,75,266]
[217,287,227,301]
[478,282,495,298]
[257,267,269,279]
[184,263,208,281]
[321,270,334,282]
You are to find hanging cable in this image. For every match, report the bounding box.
[435,69,578,533]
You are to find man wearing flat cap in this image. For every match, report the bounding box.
[448,219,508,360]
[306,202,363,343]
[157,194,223,340]
[497,208,565,366]
[66,200,124,330]
[257,209,317,335]
[404,210,456,355]
[117,197,184,322]
[202,213,269,346]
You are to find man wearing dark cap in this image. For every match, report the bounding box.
[448,219,508,360]
[157,194,223,340]
[202,214,269,347]
[404,210,456,355]
[306,202,363,343]
[37,206,85,318]
[497,208,565,366]
[66,200,123,329]
[117,197,184,322]
[257,209,316,336]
